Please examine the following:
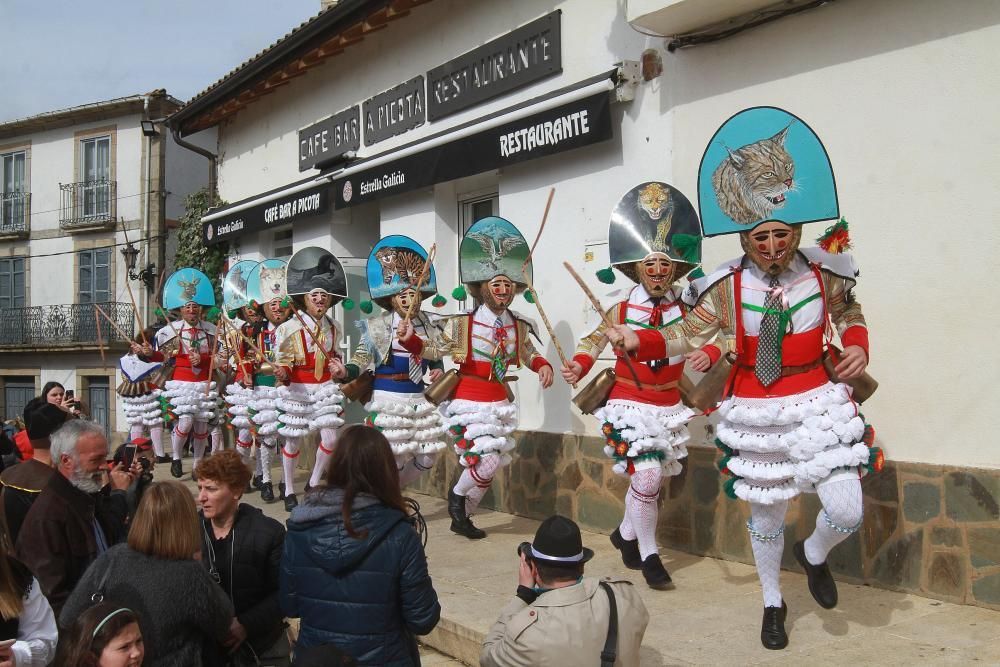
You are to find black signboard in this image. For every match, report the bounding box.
[362,76,426,146]
[333,91,611,209]
[203,182,330,245]
[427,11,562,122]
[298,105,361,172]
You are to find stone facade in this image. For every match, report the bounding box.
[412,431,1000,611]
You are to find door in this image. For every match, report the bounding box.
[78,248,111,342]
[4,378,34,424]
[80,137,110,218]
[86,377,111,437]
[0,258,27,344]
[1,152,26,232]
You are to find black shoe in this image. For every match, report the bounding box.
[610,529,643,570]
[252,474,263,490]
[170,459,183,479]
[794,540,838,609]
[761,601,788,650]
[447,489,486,539]
[278,482,286,500]
[156,455,171,464]
[640,554,674,590]
[284,494,298,512]
[304,483,313,494]
[260,482,275,503]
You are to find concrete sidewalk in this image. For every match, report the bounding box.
[161,464,1000,666]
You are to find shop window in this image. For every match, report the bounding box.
[460,193,498,236]
[272,228,293,259]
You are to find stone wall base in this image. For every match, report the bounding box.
[412,430,1000,610]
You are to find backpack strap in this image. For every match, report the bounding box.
[599,581,619,667]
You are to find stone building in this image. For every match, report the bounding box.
[0,91,211,442]
[167,0,1000,608]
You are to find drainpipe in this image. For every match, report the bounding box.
[169,125,218,203]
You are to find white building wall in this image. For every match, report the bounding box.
[211,0,999,469]
[165,127,217,221]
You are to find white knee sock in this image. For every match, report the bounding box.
[282,440,300,496]
[235,429,253,467]
[463,454,502,515]
[259,439,275,484]
[129,424,144,441]
[624,468,663,560]
[211,425,224,454]
[149,426,165,458]
[171,416,194,461]
[749,501,788,608]
[309,428,337,488]
[805,477,863,565]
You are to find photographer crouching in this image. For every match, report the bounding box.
[481,515,650,666]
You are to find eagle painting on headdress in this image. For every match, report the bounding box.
[466,231,526,273]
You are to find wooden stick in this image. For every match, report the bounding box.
[292,310,331,357]
[204,323,221,398]
[94,305,107,370]
[94,303,131,340]
[221,314,265,363]
[563,261,643,389]
[120,219,148,345]
[404,243,437,324]
[221,316,248,380]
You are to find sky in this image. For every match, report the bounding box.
[0,0,322,122]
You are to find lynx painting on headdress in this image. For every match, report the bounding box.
[712,125,794,225]
[374,247,423,285]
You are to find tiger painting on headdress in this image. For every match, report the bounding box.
[374,247,423,286]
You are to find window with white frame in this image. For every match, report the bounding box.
[80,136,111,218]
[272,228,293,260]
[459,192,498,237]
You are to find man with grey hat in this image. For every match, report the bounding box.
[481,515,648,666]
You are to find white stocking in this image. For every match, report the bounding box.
[149,425,165,458]
[805,477,863,565]
[282,439,301,496]
[129,424,144,441]
[749,500,788,608]
[171,415,194,461]
[235,429,254,468]
[211,425,224,454]
[259,439,275,484]
[462,454,502,515]
[192,423,209,468]
[622,468,663,560]
[309,428,337,488]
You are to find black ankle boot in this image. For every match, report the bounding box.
[284,493,298,512]
[252,474,263,490]
[448,489,486,539]
[640,554,673,590]
[610,529,642,570]
[761,601,788,650]
[260,482,275,503]
[170,459,183,479]
[794,540,838,609]
[278,482,286,500]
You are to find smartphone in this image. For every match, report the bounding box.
[124,444,138,468]
[65,390,74,400]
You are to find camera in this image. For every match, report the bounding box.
[517,542,534,561]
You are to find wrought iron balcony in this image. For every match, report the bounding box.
[0,302,133,349]
[59,180,116,229]
[0,192,30,237]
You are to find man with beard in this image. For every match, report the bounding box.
[607,108,877,650]
[440,217,553,540]
[16,420,136,616]
[562,182,716,590]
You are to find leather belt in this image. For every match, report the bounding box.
[458,373,519,384]
[616,377,678,392]
[376,373,412,381]
[739,357,823,377]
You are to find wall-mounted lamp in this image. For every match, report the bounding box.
[140,120,159,137]
[121,241,157,293]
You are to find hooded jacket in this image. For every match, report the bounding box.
[280,488,440,666]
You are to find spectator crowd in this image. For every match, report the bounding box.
[0,392,648,666]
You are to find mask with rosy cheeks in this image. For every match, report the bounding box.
[482,276,515,311]
[739,221,802,276]
[636,255,675,297]
[240,306,263,324]
[265,299,292,325]
[180,303,202,324]
[390,288,421,317]
[304,290,332,318]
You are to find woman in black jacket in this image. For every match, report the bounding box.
[196,451,287,665]
[281,425,440,666]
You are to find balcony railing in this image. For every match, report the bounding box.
[59,180,116,229]
[0,192,30,237]
[0,302,133,348]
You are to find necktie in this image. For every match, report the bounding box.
[491,316,509,381]
[755,276,784,387]
[648,298,665,371]
[313,322,327,380]
[407,319,424,384]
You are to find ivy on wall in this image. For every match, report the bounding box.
[174,188,228,303]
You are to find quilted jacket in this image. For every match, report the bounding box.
[280,488,440,666]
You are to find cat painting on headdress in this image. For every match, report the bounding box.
[712,125,795,225]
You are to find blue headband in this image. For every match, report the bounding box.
[92,608,133,638]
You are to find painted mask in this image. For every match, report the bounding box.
[636,255,675,297]
[304,289,332,318]
[180,302,202,324]
[265,298,292,325]
[390,288,422,317]
[483,275,515,311]
[740,221,802,276]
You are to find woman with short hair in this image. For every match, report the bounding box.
[196,451,287,665]
[60,481,235,667]
[281,425,440,666]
